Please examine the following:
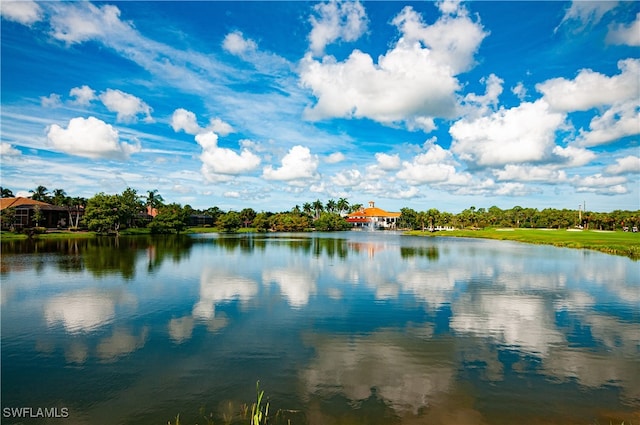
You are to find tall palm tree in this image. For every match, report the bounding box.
[326,199,337,214]
[52,188,67,206]
[302,202,313,217]
[350,203,363,213]
[145,189,164,210]
[29,185,50,202]
[0,187,14,198]
[312,199,324,220]
[337,198,349,215]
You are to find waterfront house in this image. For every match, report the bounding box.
[0,197,70,229]
[346,201,401,230]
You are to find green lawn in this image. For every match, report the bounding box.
[405,228,640,259]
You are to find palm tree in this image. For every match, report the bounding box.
[0,187,14,198]
[350,203,363,213]
[312,199,324,220]
[71,196,86,228]
[336,198,349,215]
[302,202,313,217]
[144,189,164,212]
[52,188,67,206]
[326,199,337,214]
[29,185,50,202]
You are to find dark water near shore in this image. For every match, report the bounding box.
[2,232,639,424]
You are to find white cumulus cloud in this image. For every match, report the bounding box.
[308,0,368,56]
[450,100,566,167]
[575,100,640,147]
[195,132,260,181]
[99,89,153,123]
[605,156,640,175]
[300,3,487,130]
[222,31,257,56]
[375,153,401,171]
[69,85,97,106]
[263,145,319,181]
[47,116,140,160]
[171,108,233,136]
[1,142,21,156]
[536,58,640,112]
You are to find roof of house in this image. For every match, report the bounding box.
[0,197,66,211]
[347,206,401,219]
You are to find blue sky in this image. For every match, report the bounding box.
[1,0,639,213]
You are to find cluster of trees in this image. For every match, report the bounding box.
[399,205,640,231]
[3,185,638,233]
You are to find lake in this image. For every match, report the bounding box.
[1,232,639,425]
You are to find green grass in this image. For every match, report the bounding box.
[0,230,97,240]
[405,228,640,259]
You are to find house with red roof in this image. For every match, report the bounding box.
[345,201,401,230]
[0,197,69,229]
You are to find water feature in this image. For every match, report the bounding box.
[2,232,638,424]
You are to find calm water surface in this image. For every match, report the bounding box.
[2,232,639,425]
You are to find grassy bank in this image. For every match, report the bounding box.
[405,228,639,259]
[0,230,97,240]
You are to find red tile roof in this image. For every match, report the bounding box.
[0,197,65,211]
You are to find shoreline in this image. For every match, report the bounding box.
[405,228,639,260]
[2,227,638,260]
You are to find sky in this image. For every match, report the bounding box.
[1,0,639,213]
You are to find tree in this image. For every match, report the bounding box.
[29,185,50,202]
[31,205,44,227]
[148,203,189,234]
[239,208,257,227]
[217,211,242,232]
[119,187,144,228]
[302,202,313,217]
[312,199,324,219]
[253,212,272,232]
[314,212,351,231]
[1,207,15,229]
[326,199,337,214]
[337,198,349,215]
[399,207,418,230]
[144,189,164,211]
[83,193,121,234]
[1,187,14,198]
[70,196,87,228]
[51,189,67,206]
[350,203,363,213]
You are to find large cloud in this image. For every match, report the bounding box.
[47,116,141,160]
[195,132,260,181]
[449,100,566,167]
[262,145,319,181]
[536,59,640,112]
[300,2,487,130]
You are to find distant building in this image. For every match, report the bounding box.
[346,201,401,230]
[0,197,69,229]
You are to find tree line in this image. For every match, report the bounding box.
[1,185,638,233]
